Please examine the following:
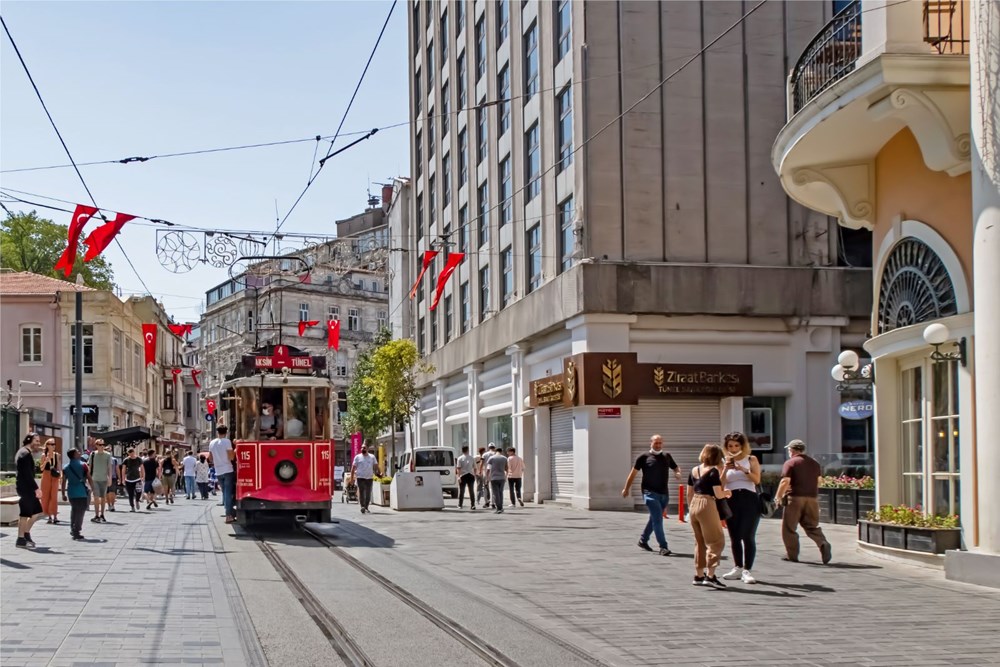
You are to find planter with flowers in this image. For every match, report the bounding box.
[372,475,393,507]
[858,505,961,555]
[818,475,875,525]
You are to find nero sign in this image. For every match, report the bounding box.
[839,400,874,420]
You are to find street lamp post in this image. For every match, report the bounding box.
[831,349,874,392]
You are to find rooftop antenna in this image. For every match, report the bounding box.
[366,174,379,208]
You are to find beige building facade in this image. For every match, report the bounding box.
[398,0,872,509]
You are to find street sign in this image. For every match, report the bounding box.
[597,407,622,418]
[839,400,874,420]
[205,413,215,422]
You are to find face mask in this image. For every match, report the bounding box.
[263,407,272,416]
[650,447,664,455]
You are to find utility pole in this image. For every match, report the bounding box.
[74,276,84,456]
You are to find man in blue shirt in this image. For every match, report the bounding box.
[61,448,92,540]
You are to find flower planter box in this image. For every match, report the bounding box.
[819,488,875,524]
[858,520,961,555]
[373,482,392,507]
[817,488,835,523]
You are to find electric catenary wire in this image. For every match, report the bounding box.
[0,14,154,296]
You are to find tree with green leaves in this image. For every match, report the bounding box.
[1,210,115,290]
[342,328,392,450]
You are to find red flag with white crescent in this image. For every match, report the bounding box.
[191,369,203,388]
[297,320,319,337]
[171,368,182,383]
[168,323,192,338]
[142,324,157,367]
[82,212,136,262]
[54,204,100,276]
[327,319,341,351]
[409,250,439,299]
[206,398,217,415]
[430,253,465,311]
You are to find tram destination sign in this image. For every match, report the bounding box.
[251,355,313,369]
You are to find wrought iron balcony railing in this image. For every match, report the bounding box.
[923,0,968,55]
[790,0,862,114]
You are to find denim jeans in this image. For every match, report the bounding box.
[490,480,506,512]
[69,496,88,536]
[184,475,196,498]
[458,474,476,507]
[218,472,236,518]
[508,478,523,504]
[641,491,670,549]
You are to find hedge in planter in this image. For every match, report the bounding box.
[858,505,961,555]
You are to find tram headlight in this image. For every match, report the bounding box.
[275,460,298,483]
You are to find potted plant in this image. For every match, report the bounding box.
[819,475,875,524]
[858,505,961,554]
[372,475,393,507]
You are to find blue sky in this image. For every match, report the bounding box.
[1,1,408,320]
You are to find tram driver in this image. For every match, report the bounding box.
[259,401,283,440]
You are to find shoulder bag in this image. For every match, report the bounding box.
[695,466,733,520]
[49,455,61,479]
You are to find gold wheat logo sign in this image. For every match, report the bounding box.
[565,361,577,402]
[653,367,665,388]
[602,359,623,399]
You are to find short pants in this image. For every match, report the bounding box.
[92,480,109,496]
[143,480,156,494]
[19,493,43,518]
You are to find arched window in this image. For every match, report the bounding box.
[877,238,957,334]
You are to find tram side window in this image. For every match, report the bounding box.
[313,388,330,440]
[260,389,285,440]
[284,389,311,439]
[237,387,259,441]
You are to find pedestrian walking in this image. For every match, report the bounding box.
[621,434,680,556]
[483,444,497,508]
[122,448,143,511]
[775,439,832,564]
[209,426,236,523]
[455,446,476,510]
[351,444,381,514]
[89,439,113,523]
[14,433,45,549]
[107,453,120,512]
[141,450,161,510]
[475,447,488,506]
[486,447,508,514]
[182,450,198,499]
[506,446,525,507]
[61,448,92,541]
[39,438,61,525]
[196,454,211,499]
[160,451,178,504]
[720,432,761,584]
[687,444,730,587]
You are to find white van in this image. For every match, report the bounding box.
[397,447,458,498]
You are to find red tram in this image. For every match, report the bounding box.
[220,345,333,525]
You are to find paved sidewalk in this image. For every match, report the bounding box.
[0,497,264,667]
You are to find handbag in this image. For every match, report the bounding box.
[716,497,733,521]
[757,486,776,517]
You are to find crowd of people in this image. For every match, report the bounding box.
[12,432,228,549]
[623,432,833,587]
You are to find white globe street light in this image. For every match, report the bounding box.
[831,364,847,382]
[838,350,860,370]
[923,322,950,346]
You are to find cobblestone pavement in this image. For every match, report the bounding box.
[321,499,1000,667]
[0,497,264,667]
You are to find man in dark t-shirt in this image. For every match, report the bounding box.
[775,439,831,564]
[14,433,45,549]
[621,434,680,556]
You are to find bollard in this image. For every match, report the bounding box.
[677,485,686,523]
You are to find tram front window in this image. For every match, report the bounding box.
[284,389,310,439]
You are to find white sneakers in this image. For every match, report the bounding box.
[721,567,756,584]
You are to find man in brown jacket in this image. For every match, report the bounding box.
[775,439,832,564]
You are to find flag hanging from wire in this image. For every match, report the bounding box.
[171,368,183,383]
[82,211,136,262]
[54,204,100,276]
[327,319,341,350]
[298,320,319,337]
[191,369,203,389]
[409,250,439,299]
[168,323,193,338]
[430,253,465,311]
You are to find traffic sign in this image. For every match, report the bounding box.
[205,413,215,422]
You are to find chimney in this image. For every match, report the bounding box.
[381,184,393,209]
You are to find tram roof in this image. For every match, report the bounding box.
[221,374,334,390]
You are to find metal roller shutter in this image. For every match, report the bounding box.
[630,399,721,506]
[550,406,574,500]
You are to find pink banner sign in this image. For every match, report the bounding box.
[350,432,362,460]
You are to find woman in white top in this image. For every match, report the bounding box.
[720,432,761,584]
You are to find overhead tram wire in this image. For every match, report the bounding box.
[267,0,398,244]
[0,15,154,296]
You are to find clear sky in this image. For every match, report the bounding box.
[1,0,408,321]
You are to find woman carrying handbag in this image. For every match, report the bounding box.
[687,444,731,588]
[720,432,762,584]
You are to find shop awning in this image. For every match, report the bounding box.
[96,426,153,444]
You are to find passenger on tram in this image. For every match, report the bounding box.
[259,402,283,439]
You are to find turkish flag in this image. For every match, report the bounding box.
[82,212,135,262]
[297,320,319,337]
[168,324,192,338]
[171,368,183,383]
[206,398,217,415]
[54,204,100,276]
[191,369,203,388]
[142,324,157,367]
[430,253,465,311]
[409,250,439,299]
[327,319,341,350]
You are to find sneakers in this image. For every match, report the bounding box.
[72,533,84,541]
[705,575,726,588]
[100,515,108,523]
[519,499,524,507]
[24,534,35,549]
[692,576,705,586]
[146,503,153,511]
[721,567,743,580]
[637,540,653,552]
[15,537,28,549]
[821,542,833,564]
[659,548,672,557]
[741,570,757,584]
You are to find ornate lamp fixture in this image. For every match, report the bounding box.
[923,323,967,367]
[831,350,874,392]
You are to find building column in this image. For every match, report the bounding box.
[434,380,448,449]
[465,364,482,452]
[971,0,1000,556]
[507,345,531,500]
[533,407,551,502]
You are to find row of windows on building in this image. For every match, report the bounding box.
[204,304,389,345]
[414,195,573,356]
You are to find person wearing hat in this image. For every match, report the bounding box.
[775,439,832,564]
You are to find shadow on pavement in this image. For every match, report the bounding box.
[1,558,31,569]
[718,586,806,598]
[807,562,882,570]
[133,547,231,555]
[759,581,836,593]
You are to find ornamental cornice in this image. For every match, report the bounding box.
[791,162,875,230]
